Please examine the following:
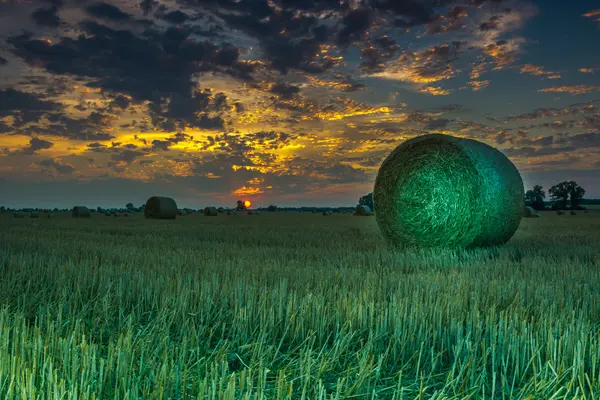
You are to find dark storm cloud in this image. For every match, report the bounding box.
[7,22,251,131]
[568,132,600,148]
[38,158,75,174]
[337,8,371,47]
[85,2,132,21]
[111,149,146,163]
[0,89,62,126]
[0,56,7,66]
[157,9,190,24]
[31,6,61,27]
[7,137,54,156]
[433,104,468,113]
[270,82,300,99]
[502,145,577,158]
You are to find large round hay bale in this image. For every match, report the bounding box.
[144,196,178,219]
[354,205,372,216]
[523,206,540,218]
[204,206,218,216]
[72,206,91,218]
[374,134,524,248]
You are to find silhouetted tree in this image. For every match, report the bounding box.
[267,205,278,212]
[359,192,374,211]
[566,181,585,209]
[126,203,135,211]
[236,200,246,211]
[525,185,546,210]
[549,181,585,210]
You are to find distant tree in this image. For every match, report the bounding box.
[548,182,569,210]
[359,192,374,211]
[566,181,585,209]
[549,181,585,210]
[0,206,5,213]
[236,200,246,211]
[126,203,135,211]
[525,185,546,210]
[267,205,278,212]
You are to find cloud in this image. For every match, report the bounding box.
[31,6,61,27]
[583,8,600,23]
[37,158,75,174]
[538,85,600,95]
[0,56,7,66]
[0,88,62,126]
[520,64,561,79]
[85,2,131,21]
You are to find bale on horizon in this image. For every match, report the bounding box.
[144,196,178,219]
[72,206,91,218]
[354,205,372,216]
[523,206,540,218]
[204,206,218,216]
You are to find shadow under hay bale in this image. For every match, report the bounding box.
[354,205,372,216]
[144,196,178,219]
[374,134,523,248]
[72,206,91,218]
[204,206,218,216]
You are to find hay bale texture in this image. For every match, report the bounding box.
[144,196,178,219]
[374,134,524,248]
[204,206,218,216]
[72,206,91,218]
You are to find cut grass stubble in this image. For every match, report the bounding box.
[0,212,599,399]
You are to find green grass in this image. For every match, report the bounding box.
[0,210,599,399]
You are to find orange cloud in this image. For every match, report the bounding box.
[520,64,561,79]
[417,86,452,96]
[538,85,600,95]
[232,186,264,196]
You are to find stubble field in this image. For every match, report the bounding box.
[0,210,599,399]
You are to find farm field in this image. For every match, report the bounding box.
[1,211,600,399]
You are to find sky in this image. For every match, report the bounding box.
[0,0,599,208]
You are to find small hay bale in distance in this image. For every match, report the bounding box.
[570,210,577,216]
[354,205,372,216]
[556,210,565,215]
[72,206,91,218]
[254,211,260,216]
[46,213,54,218]
[144,196,178,219]
[523,206,540,218]
[30,212,39,218]
[247,211,253,215]
[204,206,218,216]
[374,134,524,248]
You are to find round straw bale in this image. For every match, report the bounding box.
[204,206,218,216]
[354,205,372,216]
[144,196,178,219]
[72,206,91,218]
[570,210,577,216]
[556,210,565,215]
[523,206,540,218]
[374,134,524,248]
[247,211,253,215]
